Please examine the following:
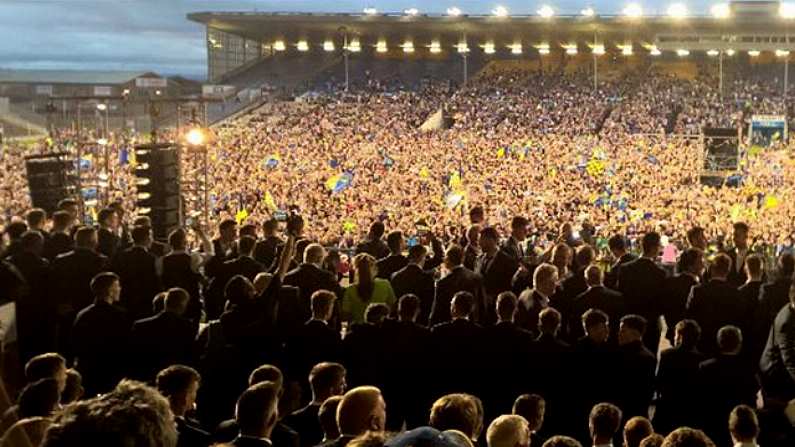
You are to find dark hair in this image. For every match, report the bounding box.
[156,365,200,398]
[25,353,66,383]
[224,275,254,307]
[589,403,622,440]
[97,208,115,225]
[61,369,83,404]
[5,221,28,239]
[717,325,743,354]
[90,272,119,299]
[733,222,749,234]
[674,319,701,349]
[624,417,654,447]
[583,309,609,332]
[513,394,545,432]
[18,378,61,418]
[168,228,187,249]
[386,231,403,253]
[219,219,237,232]
[319,396,343,441]
[452,291,475,317]
[430,394,483,440]
[542,436,583,447]
[608,234,627,252]
[249,364,283,389]
[641,232,661,254]
[311,290,336,318]
[620,314,648,336]
[239,224,258,238]
[26,208,47,227]
[164,288,190,312]
[52,211,72,229]
[729,405,759,442]
[309,362,346,394]
[236,381,280,436]
[364,303,390,324]
[575,245,595,268]
[131,226,151,245]
[511,216,529,231]
[469,206,484,222]
[710,253,732,277]
[398,294,420,321]
[679,248,703,272]
[639,434,665,447]
[369,221,386,239]
[239,235,256,255]
[445,244,464,267]
[778,253,795,277]
[57,198,78,210]
[480,226,500,242]
[74,226,96,248]
[686,227,705,246]
[661,428,715,447]
[407,244,428,262]
[745,254,763,277]
[496,292,517,321]
[263,218,279,234]
[539,307,562,334]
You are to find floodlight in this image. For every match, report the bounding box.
[323,41,335,52]
[402,41,415,53]
[538,5,555,18]
[781,3,795,18]
[429,41,442,54]
[363,7,377,15]
[564,44,578,55]
[748,50,761,57]
[676,49,690,57]
[592,44,606,55]
[273,40,286,51]
[376,40,388,53]
[776,49,791,57]
[536,43,551,55]
[707,49,719,56]
[581,7,596,16]
[347,39,361,52]
[296,41,309,52]
[483,42,496,54]
[711,3,730,18]
[456,42,470,53]
[185,128,206,146]
[447,7,462,16]
[493,5,509,17]
[668,3,688,18]
[623,3,643,17]
[96,103,107,111]
[508,43,522,54]
[404,8,419,16]
[725,49,735,56]
[649,46,661,56]
[622,45,634,56]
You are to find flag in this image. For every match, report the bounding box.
[263,153,280,169]
[448,171,462,191]
[383,155,394,168]
[326,172,353,193]
[749,145,763,157]
[262,192,277,211]
[235,208,249,225]
[419,167,430,179]
[586,158,604,177]
[764,195,780,210]
[444,191,466,209]
[78,154,93,170]
[496,147,506,158]
[119,148,129,166]
[646,155,660,165]
[343,220,357,233]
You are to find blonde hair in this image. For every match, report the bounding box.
[353,253,377,302]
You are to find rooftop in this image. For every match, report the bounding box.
[0,69,159,85]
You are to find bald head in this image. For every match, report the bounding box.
[487,415,530,447]
[337,386,386,436]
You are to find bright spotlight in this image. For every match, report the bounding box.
[649,46,661,56]
[508,43,522,54]
[402,41,415,53]
[538,5,555,18]
[97,138,108,146]
[96,103,107,111]
[363,7,377,15]
[623,3,643,17]
[296,41,309,52]
[404,8,419,16]
[429,41,442,54]
[622,45,634,56]
[346,39,361,52]
[667,3,688,18]
[323,41,335,52]
[447,7,462,16]
[456,42,470,53]
[581,7,596,16]
[711,3,730,18]
[273,40,286,51]
[781,3,795,18]
[725,49,735,56]
[536,43,551,55]
[493,5,509,17]
[748,50,761,57]
[483,42,496,54]
[707,49,720,56]
[592,44,606,55]
[185,128,206,146]
[776,49,791,57]
[376,40,388,53]
[676,49,690,56]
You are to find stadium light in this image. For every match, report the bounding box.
[776,49,791,57]
[404,8,419,16]
[667,3,688,18]
[748,50,761,57]
[376,40,388,53]
[649,46,661,56]
[402,41,415,53]
[620,44,634,56]
[346,39,361,52]
[273,40,286,51]
[296,41,309,52]
[483,42,496,54]
[538,5,555,18]
[447,7,462,16]
[536,43,551,55]
[508,43,522,54]
[363,7,378,15]
[781,3,795,18]
[564,44,578,55]
[429,41,442,54]
[323,41,335,52]
[711,3,730,18]
[676,49,690,57]
[725,49,735,56]
[96,103,107,111]
[97,138,108,146]
[707,49,720,56]
[581,7,596,17]
[623,3,643,17]
[592,44,606,55]
[185,128,206,146]
[456,42,470,53]
[493,5,509,17]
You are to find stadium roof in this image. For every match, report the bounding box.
[0,69,159,85]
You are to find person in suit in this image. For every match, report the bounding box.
[516,263,559,335]
[486,415,530,447]
[698,326,759,445]
[381,294,432,430]
[71,272,131,396]
[428,393,484,442]
[617,232,667,354]
[753,253,795,365]
[476,227,519,325]
[513,394,547,447]
[24,208,48,240]
[131,216,170,257]
[728,405,760,447]
[430,245,484,325]
[1,220,27,260]
[43,211,74,261]
[738,254,765,360]
[283,243,343,326]
[8,231,52,362]
[531,307,570,437]
[376,231,407,280]
[284,362,347,447]
[130,288,196,382]
[686,226,709,252]
[318,386,386,447]
[759,285,795,403]
[50,226,108,356]
[615,315,657,419]
[206,236,266,320]
[231,381,281,447]
[605,235,637,290]
[727,222,752,288]
[431,291,484,396]
[685,253,750,357]
[557,246,596,339]
[463,225,482,271]
[653,319,704,434]
[156,365,211,447]
[211,219,240,266]
[285,290,341,394]
[95,207,121,260]
[662,248,704,344]
[391,245,436,326]
[589,403,623,447]
[112,225,161,321]
[572,264,624,342]
[623,417,654,447]
[355,221,389,260]
[572,309,615,433]
[501,216,529,263]
[159,227,211,325]
[254,218,282,269]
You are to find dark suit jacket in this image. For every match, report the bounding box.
[475,250,518,324]
[355,238,389,260]
[463,244,480,271]
[206,256,266,320]
[112,245,161,320]
[754,278,794,363]
[177,416,212,447]
[284,403,322,447]
[376,254,408,280]
[685,279,750,356]
[130,311,196,381]
[515,289,551,335]
[760,304,795,400]
[605,253,637,290]
[662,273,699,342]
[43,231,73,261]
[654,346,704,432]
[482,321,534,407]
[254,235,283,269]
[698,354,759,444]
[8,251,52,359]
[283,263,342,320]
[571,286,625,342]
[614,340,657,418]
[430,318,484,395]
[72,301,131,395]
[391,264,435,326]
[500,236,524,263]
[430,266,484,326]
[97,227,120,259]
[617,257,667,352]
[50,248,108,315]
[726,247,751,287]
[285,319,341,383]
[343,322,388,389]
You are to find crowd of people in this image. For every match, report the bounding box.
[1,57,795,447]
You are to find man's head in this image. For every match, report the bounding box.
[26,208,47,230]
[732,222,749,249]
[639,435,664,447]
[430,394,484,441]
[512,394,545,433]
[686,227,707,250]
[18,378,61,419]
[510,216,529,241]
[337,386,387,436]
[398,294,421,322]
[248,364,284,390]
[479,227,501,254]
[608,235,628,258]
[21,231,45,256]
[496,292,517,323]
[311,290,337,321]
[219,219,237,243]
[41,380,177,447]
[309,362,347,402]
[582,309,609,343]
[224,275,257,307]
[164,288,190,316]
[75,226,98,250]
[661,428,715,447]
[366,221,385,241]
[131,225,153,249]
[542,436,583,447]
[91,272,120,304]
[778,253,795,278]
[674,319,701,350]
[52,211,72,232]
[469,206,485,225]
[239,223,258,239]
[239,235,256,257]
[745,254,764,281]
[679,248,705,276]
[709,253,732,280]
[386,231,404,255]
[305,243,326,265]
[236,381,281,439]
[641,232,661,258]
[156,365,201,418]
[57,198,79,221]
[728,405,758,445]
[717,325,743,355]
[618,315,647,346]
[451,291,475,320]
[444,245,465,270]
[97,208,118,230]
[585,264,603,287]
[538,307,562,336]
[534,263,559,297]
[407,244,428,267]
[168,228,187,250]
[551,244,572,271]
[623,417,654,447]
[589,403,622,443]
[575,245,595,270]
[25,353,67,393]
[263,218,279,237]
[319,396,343,441]
[487,415,530,447]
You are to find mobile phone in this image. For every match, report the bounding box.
[273,210,288,222]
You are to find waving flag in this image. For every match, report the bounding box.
[235,208,249,225]
[262,192,277,211]
[444,191,466,209]
[263,153,281,169]
[326,172,354,193]
[448,171,462,191]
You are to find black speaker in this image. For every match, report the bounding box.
[24,153,78,214]
[134,143,181,241]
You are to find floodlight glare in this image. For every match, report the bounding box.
[707,49,720,56]
[711,3,730,18]
[347,39,361,52]
[447,7,462,16]
[402,41,415,53]
[483,42,496,54]
[185,128,206,146]
[781,3,795,18]
[537,43,551,55]
[429,41,442,54]
[566,47,578,55]
[323,41,335,52]
[376,40,388,53]
[508,43,522,54]
[622,45,634,56]
[725,49,735,56]
[623,3,643,17]
[273,40,286,51]
[456,42,470,53]
[748,50,761,57]
[581,7,596,16]
[592,44,606,55]
[776,49,791,57]
[676,49,690,57]
[649,46,661,56]
[404,8,419,16]
[538,5,555,18]
[96,103,107,111]
[667,3,688,18]
[363,7,377,15]
[493,5,509,17]
[296,41,309,52]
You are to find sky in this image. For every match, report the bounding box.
[0,0,719,80]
